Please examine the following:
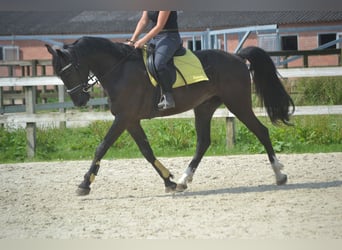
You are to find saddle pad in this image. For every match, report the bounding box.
[142,48,209,88]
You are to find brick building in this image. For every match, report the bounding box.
[0,11,342,70]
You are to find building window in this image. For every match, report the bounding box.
[1,46,20,61]
[257,34,278,51]
[338,33,342,49]
[281,35,298,51]
[187,40,202,51]
[318,33,337,49]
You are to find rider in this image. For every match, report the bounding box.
[127,11,182,110]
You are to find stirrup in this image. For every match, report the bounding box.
[158,93,175,110]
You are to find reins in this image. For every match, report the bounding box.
[61,44,136,95]
[95,47,137,82]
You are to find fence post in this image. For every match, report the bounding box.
[58,85,66,128]
[25,86,36,158]
[0,86,3,110]
[225,116,236,148]
[303,55,309,68]
[284,55,288,68]
[25,60,38,158]
[0,86,3,128]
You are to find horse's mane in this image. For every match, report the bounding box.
[65,36,142,60]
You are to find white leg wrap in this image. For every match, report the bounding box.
[271,156,286,182]
[178,167,193,185]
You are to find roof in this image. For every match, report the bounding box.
[1,11,342,35]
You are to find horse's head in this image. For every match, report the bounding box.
[46,44,91,107]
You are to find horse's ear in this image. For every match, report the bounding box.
[45,44,61,56]
[46,44,68,60]
[45,44,58,56]
[56,49,71,61]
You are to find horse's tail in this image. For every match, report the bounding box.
[238,46,295,125]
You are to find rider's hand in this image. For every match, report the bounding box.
[134,39,146,49]
[125,40,135,46]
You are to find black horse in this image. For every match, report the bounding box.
[46,36,294,195]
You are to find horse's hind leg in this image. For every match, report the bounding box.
[226,103,287,185]
[177,98,221,191]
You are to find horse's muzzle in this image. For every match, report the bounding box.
[72,92,90,107]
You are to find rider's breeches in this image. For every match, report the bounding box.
[150,32,182,93]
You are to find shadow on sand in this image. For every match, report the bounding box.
[172,180,342,198]
[80,180,342,201]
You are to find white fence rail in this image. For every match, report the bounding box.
[1,105,341,124]
[1,67,342,88]
[1,66,341,158]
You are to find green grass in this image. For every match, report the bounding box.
[234,115,341,154]
[1,115,341,163]
[1,76,341,163]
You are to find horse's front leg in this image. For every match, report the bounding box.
[127,122,177,193]
[77,118,126,196]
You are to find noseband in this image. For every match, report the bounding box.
[58,44,136,95]
[58,52,99,95]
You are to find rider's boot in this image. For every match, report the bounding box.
[158,92,175,110]
[157,70,176,110]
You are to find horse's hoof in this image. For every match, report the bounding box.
[165,186,176,193]
[176,183,188,192]
[76,187,91,196]
[165,182,177,193]
[164,179,177,193]
[276,174,287,185]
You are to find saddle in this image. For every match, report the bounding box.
[143,44,209,88]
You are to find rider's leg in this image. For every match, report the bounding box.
[152,33,181,110]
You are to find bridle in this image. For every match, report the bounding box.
[58,44,136,95]
[58,61,99,95]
